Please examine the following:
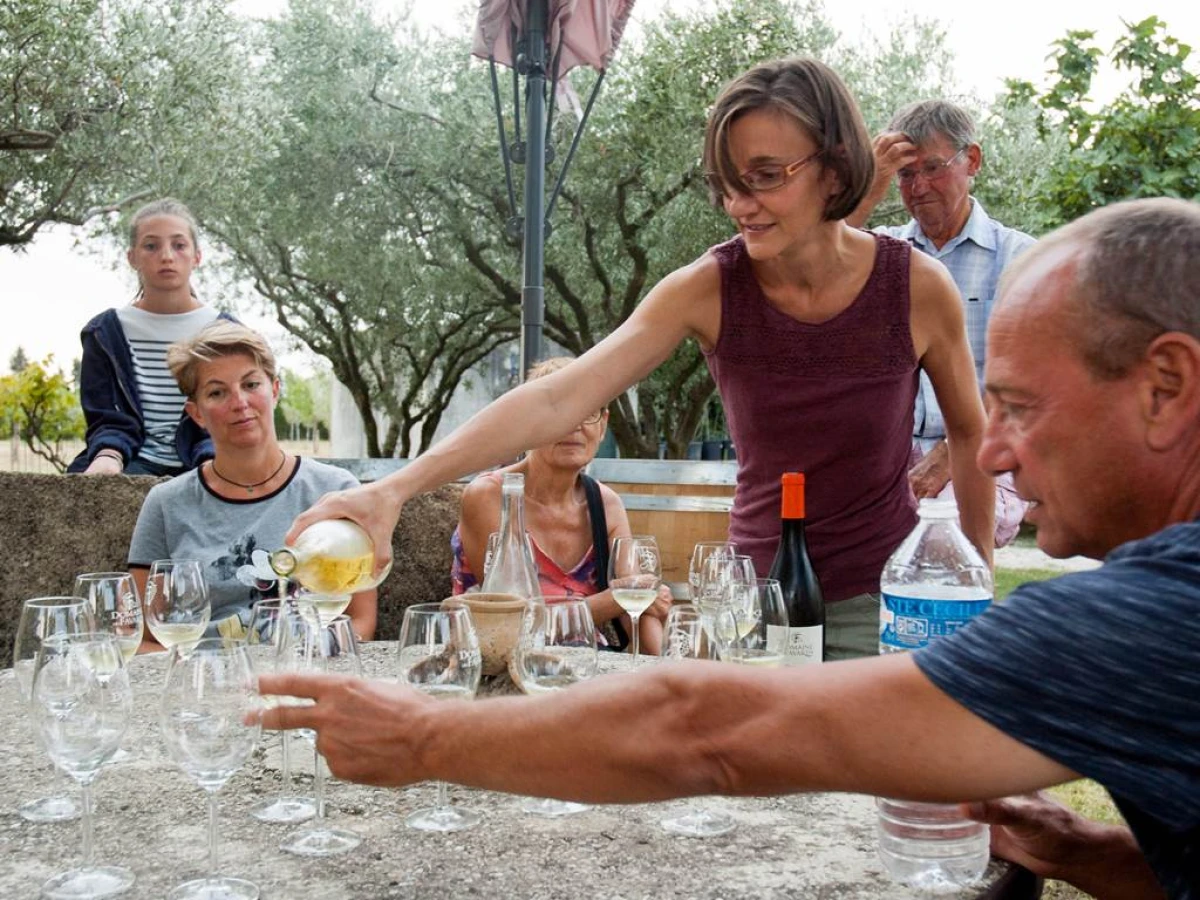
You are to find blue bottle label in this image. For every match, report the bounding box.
[879,591,992,652]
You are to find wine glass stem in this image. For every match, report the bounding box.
[436,779,449,811]
[79,781,94,867]
[207,790,221,876]
[314,746,327,821]
[630,613,642,666]
[280,730,292,795]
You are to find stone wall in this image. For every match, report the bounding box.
[0,471,461,667]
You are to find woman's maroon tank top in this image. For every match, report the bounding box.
[704,233,919,604]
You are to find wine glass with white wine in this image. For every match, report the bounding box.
[145,559,210,650]
[608,535,662,668]
[397,602,483,832]
[724,578,788,667]
[160,638,261,900]
[293,589,352,631]
[31,632,134,898]
[513,599,598,817]
[73,573,143,663]
[12,595,95,823]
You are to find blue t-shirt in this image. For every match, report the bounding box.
[916,519,1200,899]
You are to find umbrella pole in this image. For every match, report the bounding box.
[519,0,548,381]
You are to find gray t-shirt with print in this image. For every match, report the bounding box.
[128,458,358,632]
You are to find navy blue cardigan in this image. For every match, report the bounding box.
[67,308,236,473]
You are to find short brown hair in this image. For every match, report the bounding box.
[703,57,875,221]
[1000,197,1200,380]
[167,321,278,398]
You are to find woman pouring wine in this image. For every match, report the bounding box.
[127,321,377,650]
[288,57,993,660]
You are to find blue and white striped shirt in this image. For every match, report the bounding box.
[115,305,220,466]
[877,199,1036,443]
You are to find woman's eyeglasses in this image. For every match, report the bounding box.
[705,150,823,198]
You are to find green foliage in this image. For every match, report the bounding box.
[0,357,85,471]
[0,0,249,247]
[198,0,515,458]
[8,346,28,374]
[1003,17,1200,226]
[277,367,331,431]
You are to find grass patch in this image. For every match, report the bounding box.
[994,566,1061,601]
[989,561,1124,898]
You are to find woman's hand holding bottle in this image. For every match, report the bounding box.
[287,480,405,579]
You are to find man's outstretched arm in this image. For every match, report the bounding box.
[258,654,1072,805]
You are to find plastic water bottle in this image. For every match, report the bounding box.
[876,498,993,890]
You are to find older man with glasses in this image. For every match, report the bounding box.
[849,100,1036,548]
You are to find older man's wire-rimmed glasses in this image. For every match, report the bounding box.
[581,409,606,426]
[897,146,968,186]
[706,149,823,197]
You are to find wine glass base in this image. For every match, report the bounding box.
[405,805,481,832]
[660,807,737,838]
[521,797,591,817]
[20,795,78,823]
[167,875,259,900]
[106,747,137,766]
[41,864,135,899]
[250,796,316,824]
[280,826,361,856]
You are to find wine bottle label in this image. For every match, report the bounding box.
[879,589,992,653]
[767,624,823,665]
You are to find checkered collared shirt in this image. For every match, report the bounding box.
[877,198,1036,442]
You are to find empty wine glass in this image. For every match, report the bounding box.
[609,535,662,668]
[13,595,95,823]
[73,573,144,763]
[160,638,261,900]
[145,559,211,650]
[657,605,738,839]
[31,631,134,898]
[245,599,315,824]
[513,599,598,817]
[397,602,482,832]
[688,542,737,606]
[660,605,707,661]
[279,614,363,856]
[695,553,756,660]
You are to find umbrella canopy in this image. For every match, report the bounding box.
[473,0,635,74]
[472,0,636,380]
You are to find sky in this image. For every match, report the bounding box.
[2,0,1195,375]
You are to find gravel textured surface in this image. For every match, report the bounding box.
[1,650,1014,900]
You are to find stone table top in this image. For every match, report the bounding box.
[0,646,1019,899]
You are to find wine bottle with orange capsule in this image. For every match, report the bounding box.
[767,472,825,664]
